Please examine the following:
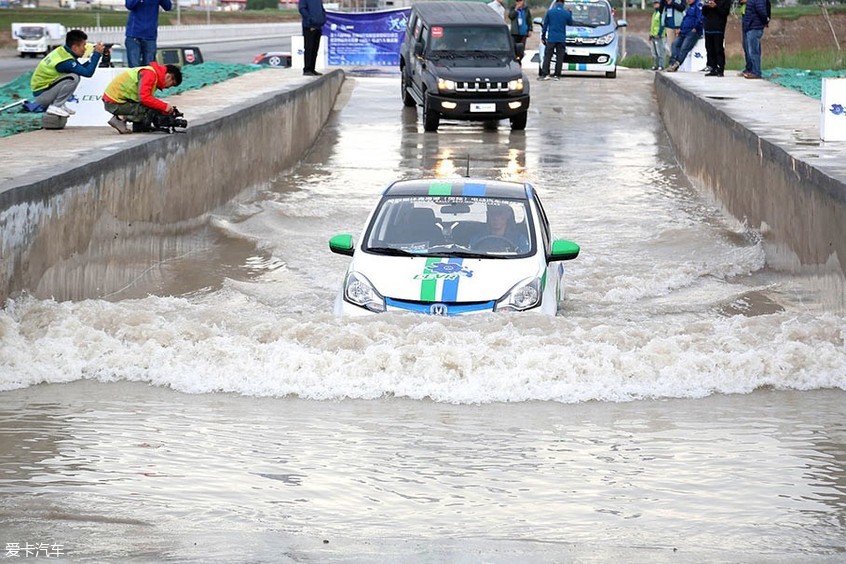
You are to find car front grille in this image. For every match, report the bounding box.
[455,81,510,93]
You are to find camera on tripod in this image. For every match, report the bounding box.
[133,107,188,134]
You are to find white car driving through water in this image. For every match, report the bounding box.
[328,178,580,316]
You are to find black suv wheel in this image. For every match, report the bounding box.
[510,111,527,131]
[423,94,440,132]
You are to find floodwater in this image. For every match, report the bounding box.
[1,70,845,562]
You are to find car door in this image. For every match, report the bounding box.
[410,20,428,99]
[531,191,565,310]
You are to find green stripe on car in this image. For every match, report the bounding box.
[420,257,440,301]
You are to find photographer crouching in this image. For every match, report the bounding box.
[102,62,183,134]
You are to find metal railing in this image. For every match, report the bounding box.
[79,22,301,45]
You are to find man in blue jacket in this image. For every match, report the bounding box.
[539,0,573,80]
[299,0,326,76]
[125,0,172,68]
[742,0,769,79]
[665,0,703,72]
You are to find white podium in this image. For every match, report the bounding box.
[65,68,124,127]
[679,37,707,73]
[291,36,327,72]
[820,78,846,142]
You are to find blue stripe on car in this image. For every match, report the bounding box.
[462,183,486,196]
[440,258,463,302]
[385,298,496,315]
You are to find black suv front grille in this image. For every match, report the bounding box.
[455,80,510,93]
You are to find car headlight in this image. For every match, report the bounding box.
[437,78,456,92]
[494,277,541,312]
[596,33,615,46]
[508,78,524,92]
[344,271,386,312]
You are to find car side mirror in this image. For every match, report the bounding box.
[616,19,628,29]
[329,234,355,256]
[532,17,542,25]
[549,239,580,262]
[414,43,424,58]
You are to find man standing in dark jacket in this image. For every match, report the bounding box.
[539,0,573,80]
[701,0,731,76]
[509,0,533,62]
[299,0,326,76]
[742,0,769,79]
[125,0,172,68]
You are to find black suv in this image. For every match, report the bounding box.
[399,1,530,132]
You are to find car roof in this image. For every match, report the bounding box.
[412,1,509,27]
[384,178,532,200]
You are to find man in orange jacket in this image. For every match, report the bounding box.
[102,61,182,134]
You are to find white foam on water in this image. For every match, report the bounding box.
[2,291,844,403]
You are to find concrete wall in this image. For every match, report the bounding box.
[0,71,344,303]
[655,73,846,309]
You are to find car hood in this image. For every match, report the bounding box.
[568,25,615,38]
[352,253,541,303]
[431,59,522,77]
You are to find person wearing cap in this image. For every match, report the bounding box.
[30,29,105,118]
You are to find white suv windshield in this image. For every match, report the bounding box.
[564,2,611,27]
[365,196,534,258]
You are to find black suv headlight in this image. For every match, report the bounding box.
[437,78,457,92]
[508,78,524,92]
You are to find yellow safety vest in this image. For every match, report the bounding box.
[30,46,75,92]
[104,66,154,104]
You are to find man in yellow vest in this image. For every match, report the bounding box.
[102,61,182,134]
[31,29,105,118]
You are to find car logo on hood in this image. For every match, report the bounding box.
[429,303,448,316]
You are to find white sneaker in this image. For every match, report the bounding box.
[46,105,70,118]
[538,75,550,81]
[61,103,76,115]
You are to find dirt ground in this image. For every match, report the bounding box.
[623,12,846,57]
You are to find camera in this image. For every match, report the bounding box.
[132,107,188,134]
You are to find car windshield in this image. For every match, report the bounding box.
[564,2,611,27]
[428,25,512,54]
[19,27,45,39]
[364,196,535,258]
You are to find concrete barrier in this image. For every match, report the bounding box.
[0,70,345,302]
[655,72,846,310]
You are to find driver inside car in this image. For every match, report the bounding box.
[470,204,529,252]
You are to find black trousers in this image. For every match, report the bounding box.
[704,32,725,72]
[303,25,322,72]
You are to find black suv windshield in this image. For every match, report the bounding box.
[428,25,512,55]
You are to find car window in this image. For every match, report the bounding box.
[428,26,512,53]
[364,196,535,258]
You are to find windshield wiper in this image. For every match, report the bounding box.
[465,50,506,60]
[366,246,424,257]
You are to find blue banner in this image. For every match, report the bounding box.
[324,9,410,67]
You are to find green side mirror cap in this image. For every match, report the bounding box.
[329,234,355,257]
[550,239,580,261]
